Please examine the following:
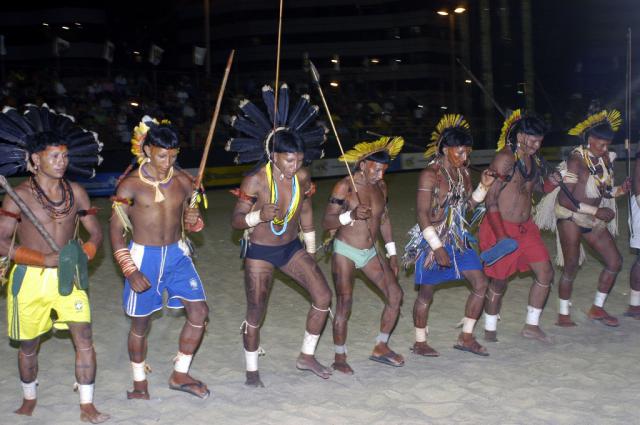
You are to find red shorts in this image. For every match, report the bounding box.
[478,216,550,280]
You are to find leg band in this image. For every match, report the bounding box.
[415,327,427,343]
[630,289,640,307]
[594,291,607,308]
[558,298,571,315]
[416,298,429,307]
[603,268,619,275]
[462,317,477,334]
[77,345,94,352]
[173,352,193,374]
[240,320,260,335]
[486,288,503,303]
[534,279,551,288]
[21,380,37,400]
[130,330,146,338]
[187,320,205,329]
[376,332,390,344]
[560,275,574,283]
[525,305,542,326]
[484,313,498,331]
[245,350,259,372]
[300,331,320,355]
[131,361,147,382]
[75,383,94,404]
[19,349,36,357]
[312,304,334,320]
[471,290,484,299]
[334,344,347,354]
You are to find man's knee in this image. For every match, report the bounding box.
[187,302,209,323]
[387,284,404,308]
[314,287,332,310]
[608,254,623,273]
[473,276,489,297]
[20,339,39,355]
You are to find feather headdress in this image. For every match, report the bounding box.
[225,83,327,165]
[424,114,470,159]
[130,116,172,164]
[497,109,522,152]
[339,136,404,164]
[568,109,622,139]
[0,104,102,178]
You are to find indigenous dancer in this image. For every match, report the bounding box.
[323,136,405,374]
[0,105,109,422]
[479,110,559,343]
[534,109,629,327]
[628,149,640,318]
[110,117,210,399]
[403,115,496,356]
[228,84,331,387]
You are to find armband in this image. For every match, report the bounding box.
[14,246,45,266]
[577,203,598,216]
[422,226,443,251]
[471,183,489,203]
[82,242,97,260]
[339,210,353,226]
[245,210,262,227]
[385,242,397,257]
[114,248,138,277]
[303,231,316,254]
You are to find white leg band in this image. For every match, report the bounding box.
[245,349,259,372]
[334,344,347,354]
[422,226,443,251]
[245,210,262,228]
[131,361,146,382]
[301,331,320,355]
[462,317,477,334]
[484,313,498,331]
[339,210,354,226]
[630,289,640,307]
[376,332,390,344]
[303,231,316,254]
[21,380,37,400]
[525,306,542,326]
[594,291,607,308]
[471,182,489,203]
[76,383,94,405]
[415,327,427,343]
[385,242,397,257]
[558,298,571,315]
[173,352,193,374]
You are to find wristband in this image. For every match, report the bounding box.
[303,231,316,254]
[82,241,97,260]
[339,210,354,226]
[385,242,397,257]
[245,210,262,227]
[14,246,46,266]
[114,248,138,277]
[471,182,489,203]
[577,203,598,216]
[422,226,443,251]
[186,216,204,232]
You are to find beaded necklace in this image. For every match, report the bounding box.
[30,176,75,219]
[266,162,300,236]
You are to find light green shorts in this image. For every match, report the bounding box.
[333,238,377,269]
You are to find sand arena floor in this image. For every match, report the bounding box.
[1,171,639,425]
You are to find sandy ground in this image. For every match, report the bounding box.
[1,170,639,425]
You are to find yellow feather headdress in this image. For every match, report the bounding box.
[424,114,470,159]
[568,109,622,139]
[339,136,404,164]
[130,116,172,164]
[497,109,522,152]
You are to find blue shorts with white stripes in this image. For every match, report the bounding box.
[122,240,206,317]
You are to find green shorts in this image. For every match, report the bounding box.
[333,238,377,269]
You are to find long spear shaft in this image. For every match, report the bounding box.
[0,176,59,251]
[190,49,235,208]
[626,28,633,236]
[309,61,387,268]
[456,58,580,209]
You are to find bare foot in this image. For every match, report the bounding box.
[520,324,553,344]
[331,353,354,375]
[14,398,36,416]
[296,353,332,379]
[370,342,404,367]
[245,371,265,388]
[410,341,440,357]
[587,305,619,327]
[556,314,577,327]
[126,380,150,400]
[454,332,489,356]
[484,330,498,342]
[624,305,640,319]
[168,372,210,399]
[80,403,110,424]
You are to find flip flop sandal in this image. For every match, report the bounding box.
[453,342,489,357]
[369,351,405,367]
[169,380,210,399]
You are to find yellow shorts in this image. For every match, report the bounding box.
[6,265,91,341]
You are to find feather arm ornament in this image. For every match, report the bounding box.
[339,136,404,164]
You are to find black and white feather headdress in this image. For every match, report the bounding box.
[225,83,326,165]
[0,104,103,178]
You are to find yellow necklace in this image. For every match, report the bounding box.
[138,162,174,202]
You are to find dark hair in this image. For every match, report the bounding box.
[365,150,391,164]
[585,123,615,142]
[508,115,547,148]
[145,124,180,150]
[273,130,304,154]
[26,131,64,154]
[440,128,473,153]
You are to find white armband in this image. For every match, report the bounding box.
[577,203,598,216]
[385,242,397,257]
[303,231,316,254]
[636,194,640,209]
[422,226,443,251]
[339,210,354,226]
[245,210,262,227]
[471,182,489,203]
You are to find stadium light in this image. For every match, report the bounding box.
[454,7,466,14]
[61,26,70,30]
[42,22,49,27]
[464,79,472,84]
[329,81,339,87]
[130,101,139,107]
[437,10,449,16]
[370,58,380,64]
